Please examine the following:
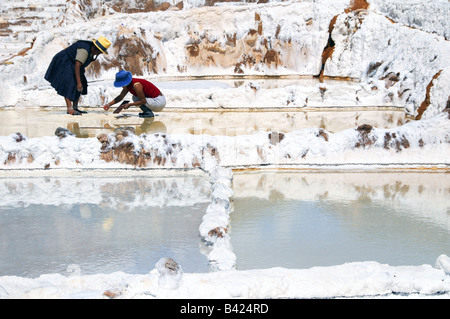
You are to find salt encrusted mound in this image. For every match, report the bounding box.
[436,254,450,276]
[199,166,235,270]
[154,257,183,289]
[1,254,449,298]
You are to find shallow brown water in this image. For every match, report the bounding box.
[0,107,405,138]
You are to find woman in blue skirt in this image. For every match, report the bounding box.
[45,36,111,115]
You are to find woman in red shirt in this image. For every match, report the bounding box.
[104,70,166,117]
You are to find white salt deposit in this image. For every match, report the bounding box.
[0,0,449,299]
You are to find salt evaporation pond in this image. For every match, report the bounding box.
[1,170,448,278]
[0,77,447,284]
[0,78,406,138]
[0,107,405,138]
[230,170,450,270]
[0,173,213,277]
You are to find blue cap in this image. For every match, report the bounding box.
[114,70,132,87]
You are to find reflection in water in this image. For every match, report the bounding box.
[0,107,404,138]
[1,170,448,277]
[67,117,167,138]
[182,109,405,136]
[0,174,211,277]
[231,171,450,270]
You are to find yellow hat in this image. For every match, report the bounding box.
[93,36,111,54]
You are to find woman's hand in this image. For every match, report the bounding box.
[77,82,83,92]
[103,102,114,111]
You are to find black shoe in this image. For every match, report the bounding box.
[139,111,154,118]
[73,107,87,114]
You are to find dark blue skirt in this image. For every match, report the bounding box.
[44,51,88,101]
